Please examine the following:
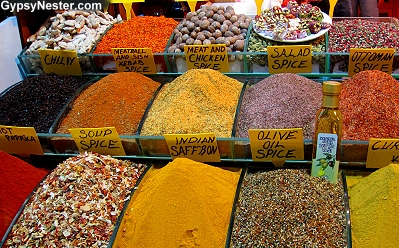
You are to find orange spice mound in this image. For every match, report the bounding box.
[94,16,178,54]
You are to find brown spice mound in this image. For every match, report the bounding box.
[340,70,399,140]
[56,72,159,135]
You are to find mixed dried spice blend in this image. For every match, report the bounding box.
[5,152,147,247]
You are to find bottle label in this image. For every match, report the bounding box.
[311,133,339,183]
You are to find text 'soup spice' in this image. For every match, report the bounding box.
[340,70,399,140]
[349,164,399,248]
[5,152,147,247]
[231,169,347,247]
[0,151,48,239]
[236,73,322,140]
[56,72,159,135]
[0,74,89,133]
[112,158,240,248]
[140,69,243,137]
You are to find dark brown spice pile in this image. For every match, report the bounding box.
[236,73,322,140]
[0,74,89,133]
[230,169,347,247]
[340,70,399,140]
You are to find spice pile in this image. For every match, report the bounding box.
[5,152,147,247]
[340,70,399,140]
[349,164,399,248]
[56,72,160,135]
[112,158,240,248]
[329,19,399,53]
[254,3,330,41]
[236,73,322,140]
[0,151,48,239]
[25,10,119,73]
[0,74,89,133]
[140,69,243,137]
[328,19,399,72]
[230,169,347,247]
[94,16,178,54]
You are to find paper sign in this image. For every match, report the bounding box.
[164,133,221,162]
[348,48,395,76]
[267,45,312,74]
[112,48,157,74]
[0,125,43,155]
[366,138,399,168]
[248,128,304,164]
[39,49,82,76]
[184,44,229,72]
[69,127,125,156]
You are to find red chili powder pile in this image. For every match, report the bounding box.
[0,151,48,238]
[340,70,399,140]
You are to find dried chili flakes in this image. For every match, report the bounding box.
[340,70,399,140]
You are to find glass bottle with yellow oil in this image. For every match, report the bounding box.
[311,81,342,183]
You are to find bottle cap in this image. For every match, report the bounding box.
[322,81,341,95]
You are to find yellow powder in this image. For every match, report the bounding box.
[112,158,241,248]
[349,164,399,248]
[140,69,243,137]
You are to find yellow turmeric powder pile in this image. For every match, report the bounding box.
[112,158,241,248]
[349,164,399,248]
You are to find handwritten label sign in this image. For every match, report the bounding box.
[366,138,399,168]
[249,128,304,165]
[112,48,157,74]
[0,125,43,155]
[38,49,82,76]
[348,48,395,76]
[164,133,221,162]
[69,127,125,156]
[267,45,312,74]
[184,44,229,72]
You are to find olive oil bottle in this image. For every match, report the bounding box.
[311,81,342,183]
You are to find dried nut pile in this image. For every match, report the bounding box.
[236,73,322,140]
[25,10,121,73]
[5,152,146,247]
[231,169,347,247]
[167,5,251,61]
[247,28,326,70]
[340,70,399,140]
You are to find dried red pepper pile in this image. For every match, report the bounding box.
[0,151,48,239]
[94,16,178,54]
[340,70,399,140]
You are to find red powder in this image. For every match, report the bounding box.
[0,151,49,239]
